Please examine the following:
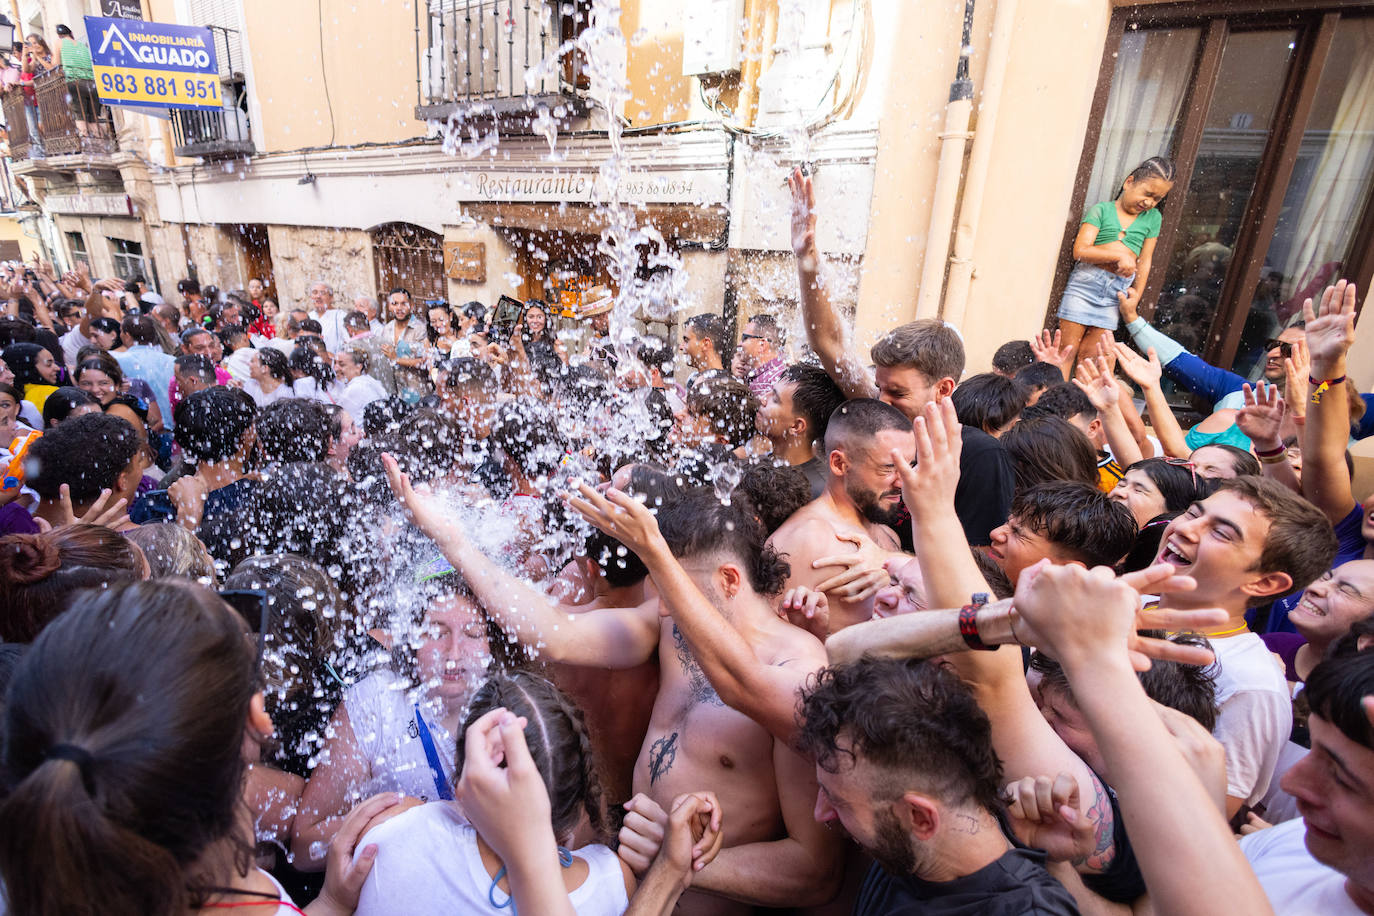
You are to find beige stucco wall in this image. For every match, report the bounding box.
[0,216,43,262]
[241,0,420,151]
[853,0,1112,376]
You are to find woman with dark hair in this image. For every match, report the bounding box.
[88,315,123,352]
[353,670,633,915]
[0,579,396,915]
[452,300,489,358]
[3,341,61,414]
[41,384,99,427]
[999,415,1100,493]
[292,568,505,870]
[0,381,35,443]
[245,346,295,408]
[289,343,339,403]
[0,523,147,642]
[424,300,461,356]
[1111,456,1212,573]
[74,356,159,446]
[519,300,566,373]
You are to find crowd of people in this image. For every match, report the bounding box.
[0,162,1371,916]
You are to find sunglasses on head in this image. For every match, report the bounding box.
[1162,457,1198,487]
[1264,339,1293,359]
[219,588,271,670]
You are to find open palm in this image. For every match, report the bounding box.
[1302,280,1357,374]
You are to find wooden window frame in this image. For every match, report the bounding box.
[1048,1,1374,373]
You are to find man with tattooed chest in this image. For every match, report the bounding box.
[407,475,842,915]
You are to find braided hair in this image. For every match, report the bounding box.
[456,671,608,844]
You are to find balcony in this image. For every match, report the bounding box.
[3,68,118,165]
[414,0,592,128]
[171,26,254,160]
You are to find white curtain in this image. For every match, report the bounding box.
[1281,19,1374,298]
[1084,29,1199,207]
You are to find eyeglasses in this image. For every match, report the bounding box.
[1162,457,1198,487]
[1263,339,1293,359]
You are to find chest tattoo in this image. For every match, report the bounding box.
[648,732,678,785]
[672,623,724,707]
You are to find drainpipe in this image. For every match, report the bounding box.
[941,0,1018,329]
[914,0,975,320]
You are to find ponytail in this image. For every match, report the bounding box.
[0,581,258,916]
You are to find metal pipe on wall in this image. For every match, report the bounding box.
[914,0,975,320]
[941,0,1019,329]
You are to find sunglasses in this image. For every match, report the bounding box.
[220,588,271,670]
[1263,339,1293,359]
[1162,457,1198,487]
[740,333,766,341]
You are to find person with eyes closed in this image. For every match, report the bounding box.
[1149,475,1336,825]
[1262,560,1374,687]
[767,398,916,637]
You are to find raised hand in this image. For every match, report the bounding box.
[1009,561,1227,672]
[788,166,818,263]
[1302,280,1357,377]
[381,452,456,544]
[1072,354,1122,413]
[564,483,667,562]
[1029,329,1074,373]
[1112,341,1163,391]
[1235,382,1286,447]
[1282,337,1310,420]
[57,485,130,530]
[892,398,963,524]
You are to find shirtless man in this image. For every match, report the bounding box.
[768,398,915,635]
[544,463,679,804]
[384,460,843,915]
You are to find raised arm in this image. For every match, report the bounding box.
[1074,355,1144,468]
[789,167,875,399]
[1301,281,1360,525]
[1114,342,1189,458]
[1012,564,1274,916]
[1235,383,1300,494]
[566,484,824,749]
[382,455,659,668]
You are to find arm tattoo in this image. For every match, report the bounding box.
[1079,772,1119,872]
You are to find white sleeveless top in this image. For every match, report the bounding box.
[343,670,457,803]
[354,803,628,916]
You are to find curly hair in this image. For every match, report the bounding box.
[655,486,789,596]
[798,657,1004,812]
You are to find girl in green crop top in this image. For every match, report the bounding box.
[1056,156,1175,371]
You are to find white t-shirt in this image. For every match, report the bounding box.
[1211,632,1292,805]
[343,669,455,803]
[243,379,297,410]
[354,802,628,916]
[1258,740,1308,826]
[1240,817,1362,915]
[338,374,389,424]
[292,376,340,405]
[60,326,91,370]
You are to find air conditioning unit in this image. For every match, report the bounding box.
[682,0,745,76]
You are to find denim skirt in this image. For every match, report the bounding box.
[1057,263,1134,330]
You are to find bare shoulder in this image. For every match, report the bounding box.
[759,612,829,671]
[769,511,836,549]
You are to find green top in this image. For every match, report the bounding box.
[59,38,94,81]
[1083,200,1162,256]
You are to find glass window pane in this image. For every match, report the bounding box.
[1232,18,1374,379]
[1150,30,1297,358]
[1084,28,1201,208]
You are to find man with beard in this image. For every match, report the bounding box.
[768,398,914,635]
[798,656,1080,915]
